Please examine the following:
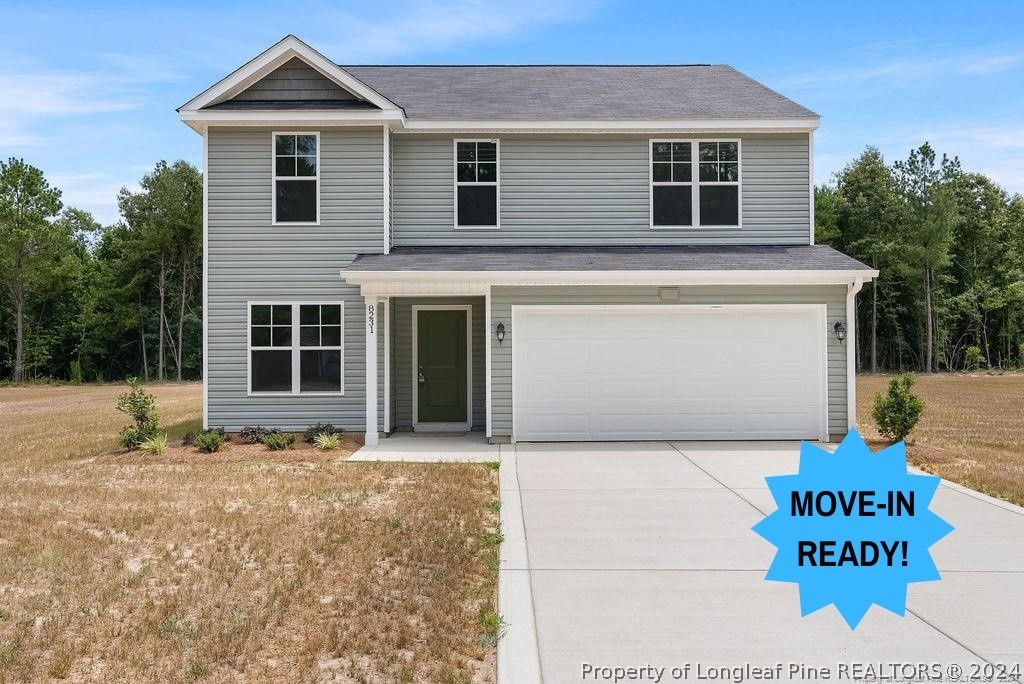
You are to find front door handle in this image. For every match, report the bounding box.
[418,367,426,384]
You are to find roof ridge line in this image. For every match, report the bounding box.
[341,64,718,68]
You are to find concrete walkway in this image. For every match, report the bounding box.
[502,441,1024,683]
[348,431,500,462]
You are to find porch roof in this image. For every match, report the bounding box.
[344,245,874,273]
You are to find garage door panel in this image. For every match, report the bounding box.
[518,311,591,339]
[521,340,590,372]
[597,377,665,401]
[513,306,824,441]
[669,411,743,436]
[520,412,591,439]
[592,341,664,370]
[596,413,666,438]
[518,376,590,405]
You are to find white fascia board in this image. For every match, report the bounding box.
[177,35,402,115]
[399,117,820,133]
[342,269,878,288]
[180,110,403,127]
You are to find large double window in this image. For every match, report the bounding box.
[273,133,319,224]
[249,303,343,394]
[651,140,740,228]
[455,139,499,228]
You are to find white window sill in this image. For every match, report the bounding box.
[248,391,345,397]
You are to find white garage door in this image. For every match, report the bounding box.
[512,305,826,441]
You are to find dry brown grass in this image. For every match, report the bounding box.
[0,383,498,683]
[857,373,1024,506]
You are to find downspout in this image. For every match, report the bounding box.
[846,277,864,435]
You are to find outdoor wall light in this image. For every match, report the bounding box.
[833,320,847,343]
[495,322,506,345]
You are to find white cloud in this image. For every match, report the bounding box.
[780,46,1024,100]
[49,172,136,226]
[317,0,598,61]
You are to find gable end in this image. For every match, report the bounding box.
[228,57,364,103]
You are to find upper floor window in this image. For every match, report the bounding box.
[651,140,740,228]
[273,133,319,224]
[249,302,343,395]
[455,139,498,228]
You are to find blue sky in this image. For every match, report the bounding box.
[3,0,1023,224]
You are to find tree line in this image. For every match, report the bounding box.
[817,143,1024,373]
[2,141,1022,384]
[0,158,202,383]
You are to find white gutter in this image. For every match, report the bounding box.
[179,111,819,135]
[341,269,878,289]
[847,277,865,435]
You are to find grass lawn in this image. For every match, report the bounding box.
[857,373,1024,507]
[0,383,498,683]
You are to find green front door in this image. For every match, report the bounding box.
[416,309,468,424]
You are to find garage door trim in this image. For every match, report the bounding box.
[510,304,828,442]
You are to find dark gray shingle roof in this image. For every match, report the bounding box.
[342,65,817,120]
[345,245,872,272]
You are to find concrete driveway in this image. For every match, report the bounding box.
[498,441,1024,683]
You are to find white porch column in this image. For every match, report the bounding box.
[846,277,864,436]
[485,285,492,438]
[365,296,380,447]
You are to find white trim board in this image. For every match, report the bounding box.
[343,269,879,294]
[180,112,819,134]
[510,303,829,443]
[411,304,473,432]
[201,131,209,428]
[846,278,864,434]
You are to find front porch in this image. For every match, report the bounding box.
[362,292,491,448]
[349,431,500,462]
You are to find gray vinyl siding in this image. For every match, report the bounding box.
[489,285,848,439]
[391,133,810,246]
[206,126,383,431]
[230,58,359,101]
[390,297,486,430]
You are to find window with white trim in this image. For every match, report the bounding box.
[651,140,740,227]
[273,133,319,224]
[249,303,343,394]
[455,139,498,227]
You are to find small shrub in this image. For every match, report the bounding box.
[313,432,340,450]
[139,433,169,455]
[119,427,143,449]
[115,377,160,448]
[240,426,280,444]
[303,423,342,444]
[263,432,296,451]
[871,373,925,442]
[181,432,196,447]
[193,431,226,453]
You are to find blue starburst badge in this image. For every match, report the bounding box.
[751,428,954,629]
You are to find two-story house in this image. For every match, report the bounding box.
[178,35,876,447]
